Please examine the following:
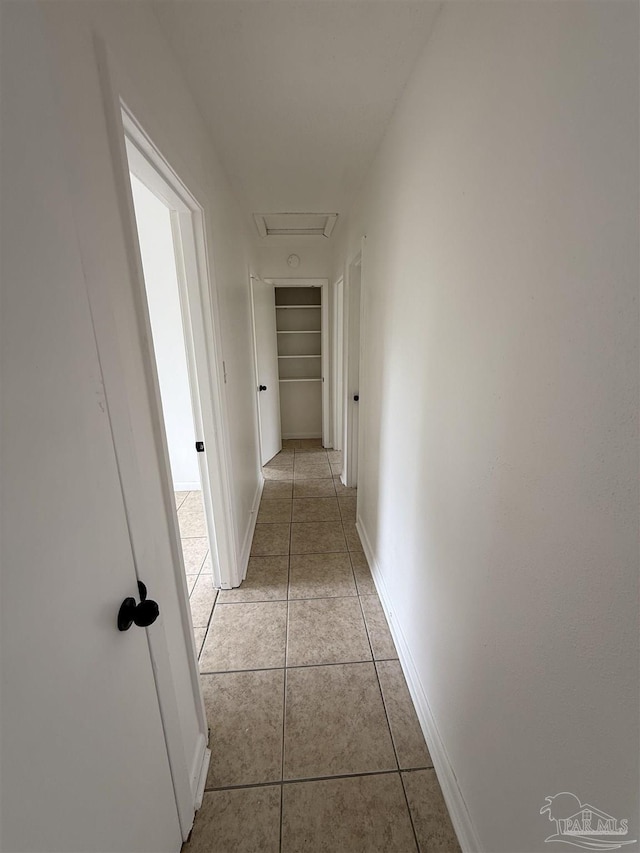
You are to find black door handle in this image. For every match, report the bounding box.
[353,394,359,402]
[118,580,160,631]
[259,385,267,391]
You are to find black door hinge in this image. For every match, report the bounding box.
[195,441,205,453]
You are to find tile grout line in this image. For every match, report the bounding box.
[217,592,361,606]
[372,657,400,771]
[197,550,223,665]
[352,538,400,776]
[203,766,433,794]
[279,497,295,853]
[198,655,399,676]
[399,767,422,853]
[183,537,203,599]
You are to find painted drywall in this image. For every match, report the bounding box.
[253,243,333,280]
[130,175,200,491]
[333,3,639,851]
[154,1,441,225]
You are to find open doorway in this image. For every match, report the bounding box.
[251,277,330,462]
[123,110,240,651]
[128,175,216,650]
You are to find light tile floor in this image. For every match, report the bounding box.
[179,440,460,853]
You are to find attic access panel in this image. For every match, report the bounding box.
[253,212,338,238]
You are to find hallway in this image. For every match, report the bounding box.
[4,2,637,850]
[179,443,460,852]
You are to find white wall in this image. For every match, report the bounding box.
[253,243,333,280]
[333,3,639,851]
[131,175,200,491]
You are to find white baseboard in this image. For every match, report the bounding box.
[356,519,483,853]
[194,746,210,811]
[183,734,209,839]
[238,477,264,584]
[173,480,200,492]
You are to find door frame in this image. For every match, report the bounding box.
[342,250,363,486]
[122,113,238,593]
[264,277,330,446]
[332,276,345,452]
[92,39,238,839]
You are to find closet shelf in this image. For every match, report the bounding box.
[276,305,321,309]
[279,378,322,383]
[278,354,321,359]
[277,330,321,334]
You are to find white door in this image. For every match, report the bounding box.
[251,277,282,464]
[1,7,182,851]
[343,257,362,487]
[332,278,345,452]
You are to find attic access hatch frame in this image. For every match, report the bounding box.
[253,212,338,238]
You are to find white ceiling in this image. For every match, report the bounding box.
[153,1,441,237]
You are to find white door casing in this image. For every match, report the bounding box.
[251,276,282,464]
[332,277,345,452]
[123,120,238,593]
[343,254,362,487]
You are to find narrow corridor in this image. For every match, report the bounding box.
[179,442,460,852]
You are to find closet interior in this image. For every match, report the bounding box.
[276,286,322,440]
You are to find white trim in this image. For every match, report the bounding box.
[253,214,268,238]
[332,276,344,452]
[239,477,264,581]
[353,236,367,492]
[321,284,331,446]
[343,251,362,486]
[194,747,211,811]
[323,214,338,238]
[122,108,239,591]
[249,273,266,465]
[356,518,483,853]
[264,277,327,287]
[253,213,338,239]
